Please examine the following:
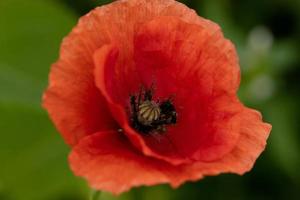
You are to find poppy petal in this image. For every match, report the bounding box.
[68,130,208,195]
[43,49,118,146]
[134,16,240,97]
[69,109,270,194]
[43,3,136,145]
[132,16,241,161]
[214,107,272,173]
[69,130,172,195]
[184,108,271,179]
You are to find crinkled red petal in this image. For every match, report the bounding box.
[42,28,118,146]
[69,110,270,194]
[134,16,242,161]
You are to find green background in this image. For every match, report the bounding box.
[1,0,300,199]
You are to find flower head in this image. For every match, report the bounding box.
[43,0,271,195]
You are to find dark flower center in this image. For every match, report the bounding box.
[129,86,177,134]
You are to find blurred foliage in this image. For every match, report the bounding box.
[1,0,300,199]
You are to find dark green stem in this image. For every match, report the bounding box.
[90,190,101,200]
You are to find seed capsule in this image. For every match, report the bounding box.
[138,100,160,125]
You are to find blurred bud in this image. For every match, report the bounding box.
[248,74,275,102]
[248,26,274,53]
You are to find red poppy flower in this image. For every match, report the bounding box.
[43,0,271,195]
